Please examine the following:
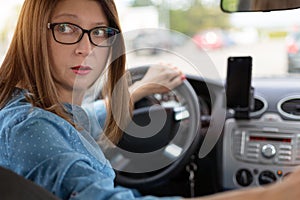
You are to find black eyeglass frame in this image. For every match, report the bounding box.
[47,22,120,47]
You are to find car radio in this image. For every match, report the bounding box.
[232,129,299,165]
[222,115,300,189]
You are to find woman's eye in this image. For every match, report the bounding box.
[56,24,75,33]
[92,28,106,37]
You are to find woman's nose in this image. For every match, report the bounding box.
[75,33,93,56]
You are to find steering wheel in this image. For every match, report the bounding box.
[108,66,202,190]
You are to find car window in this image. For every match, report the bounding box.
[1,0,299,79]
[0,2,21,62]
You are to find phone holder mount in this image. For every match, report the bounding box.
[230,86,255,119]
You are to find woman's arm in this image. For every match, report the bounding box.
[129,64,185,103]
[3,110,180,200]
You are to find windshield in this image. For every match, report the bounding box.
[1,0,299,80]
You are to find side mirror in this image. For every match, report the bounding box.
[221,0,300,13]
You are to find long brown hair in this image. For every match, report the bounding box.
[98,0,133,144]
[0,0,131,144]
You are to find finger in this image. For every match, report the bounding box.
[167,69,183,81]
[168,75,184,89]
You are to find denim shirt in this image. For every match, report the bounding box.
[82,99,107,140]
[0,89,180,200]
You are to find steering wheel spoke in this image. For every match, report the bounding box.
[174,106,190,121]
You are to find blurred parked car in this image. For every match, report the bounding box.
[192,29,235,50]
[286,30,300,73]
[131,30,186,55]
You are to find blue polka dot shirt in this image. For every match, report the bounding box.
[0,89,180,200]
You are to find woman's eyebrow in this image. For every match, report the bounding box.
[93,22,108,26]
[52,13,108,26]
[52,13,78,20]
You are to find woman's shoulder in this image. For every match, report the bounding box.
[0,90,73,133]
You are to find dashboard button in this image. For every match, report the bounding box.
[258,171,277,185]
[235,169,253,187]
[261,144,276,158]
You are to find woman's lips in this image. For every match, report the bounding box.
[71,65,92,75]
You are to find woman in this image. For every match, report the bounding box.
[0,0,181,199]
[0,0,300,200]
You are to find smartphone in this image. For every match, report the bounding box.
[226,56,252,111]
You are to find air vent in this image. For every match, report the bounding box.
[278,96,300,119]
[250,96,267,117]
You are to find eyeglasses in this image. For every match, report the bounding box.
[47,22,119,47]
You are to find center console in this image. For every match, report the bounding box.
[222,114,300,189]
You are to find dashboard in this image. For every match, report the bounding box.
[222,77,300,190]
[123,73,300,197]
[186,75,300,193]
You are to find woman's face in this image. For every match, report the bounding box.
[48,0,111,103]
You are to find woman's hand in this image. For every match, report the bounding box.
[129,64,185,103]
[260,166,300,200]
[186,167,300,200]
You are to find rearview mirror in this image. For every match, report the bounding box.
[221,0,300,13]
